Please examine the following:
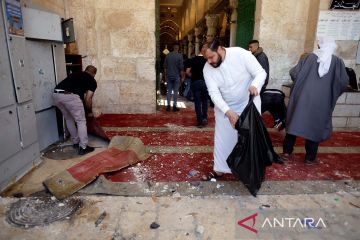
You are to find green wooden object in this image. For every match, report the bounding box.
[236,0,256,48]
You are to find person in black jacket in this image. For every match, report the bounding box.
[186,43,208,128]
[249,40,286,130]
[249,40,269,93]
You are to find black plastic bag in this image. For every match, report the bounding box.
[226,96,279,197]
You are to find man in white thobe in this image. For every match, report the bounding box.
[202,39,266,179]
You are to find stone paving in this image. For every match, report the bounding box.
[0,191,359,240]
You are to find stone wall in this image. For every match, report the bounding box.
[255,0,359,89]
[319,0,360,82]
[67,0,156,115]
[254,0,318,88]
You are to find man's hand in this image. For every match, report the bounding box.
[249,85,258,96]
[225,110,239,128]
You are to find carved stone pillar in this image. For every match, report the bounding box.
[229,0,238,47]
[187,33,194,58]
[194,26,203,55]
[205,14,219,43]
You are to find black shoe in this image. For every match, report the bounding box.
[73,143,79,149]
[173,107,180,112]
[305,159,319,165]
[202,118,208,126]
[166,106,171,112]
[273,157,284,164]
[196,124,204,128]
[78,146,95,155]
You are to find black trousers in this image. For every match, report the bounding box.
[283,133,319,161]
[191,80,208,125]
[260,90,286,123]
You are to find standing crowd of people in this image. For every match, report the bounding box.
[162,37,349,180]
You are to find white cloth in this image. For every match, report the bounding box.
[314,38,337,77]
[203,47,266,173]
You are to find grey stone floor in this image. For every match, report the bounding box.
[0,191,359,240]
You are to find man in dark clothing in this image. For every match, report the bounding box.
[164,44,185,112]
[249,39,286,130]
[282,39,349,165]
[186,44,208,128]
[53,65,97,155]
[249,40,269,92]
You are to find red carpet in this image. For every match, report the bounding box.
[96,107,360,182]
[105,130,360,147]
[104,153,360,182]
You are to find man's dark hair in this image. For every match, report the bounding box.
[248,40,259,45]
[171,44,179,52]
[208,38,222,52]
[85,65,97,75]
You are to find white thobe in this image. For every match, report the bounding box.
[203,47,266,173]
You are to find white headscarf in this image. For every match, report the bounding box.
[314,38,337,77]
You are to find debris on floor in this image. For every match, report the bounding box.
[150,222,160,229]
[94,211,107,227]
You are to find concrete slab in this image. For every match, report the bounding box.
[0,193,359,239]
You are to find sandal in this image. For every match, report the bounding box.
[201,171,222,181]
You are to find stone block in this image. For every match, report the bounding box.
[67,0,83,8]
[100,57,137,81]
[119,92,155,106]
[118,104,156,114]
[95,0,155,10]
[336,41,359,59]
[136,58,156,82]
[120,81,154,94]
[86,28,97,55]
[132,10,156,32]
[345,92,360,104]
[347,117,360,128]
[99,10,134,31]
[337,93,347,104]
[84,7,95,28]
[283,22,307,40]
[110,31,155,58]
[333,104,360,117]
[332,117,347,128]
[97,31,112,56]
[94,82,120,106]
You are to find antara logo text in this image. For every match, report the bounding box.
[238,213,327,233]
